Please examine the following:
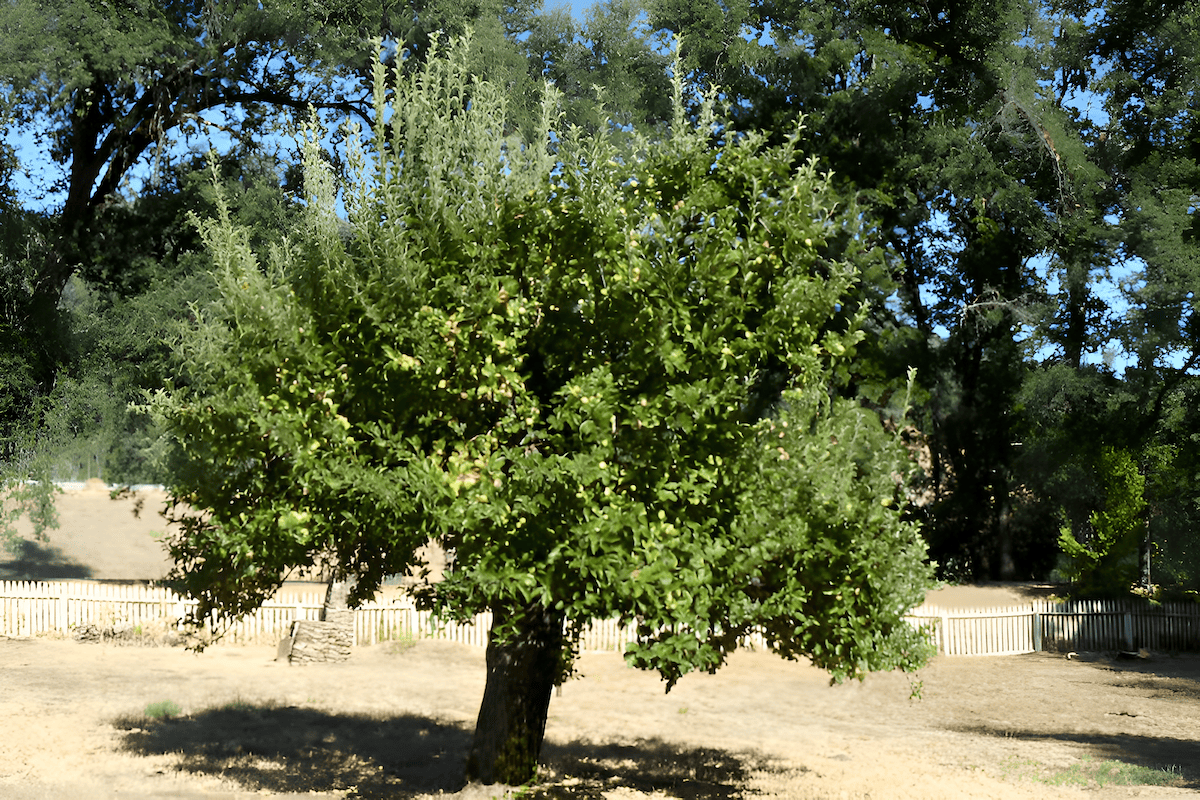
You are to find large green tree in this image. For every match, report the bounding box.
[150,40,932,786]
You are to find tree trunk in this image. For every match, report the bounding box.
[996,486,1016,581]
[1139,522,1152,591]
[323,576,353,619]
[465,602,565,786]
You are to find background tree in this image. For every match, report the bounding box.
[1057,445,1146,595]
[650,0,1060,579]
[0,0,653,554]
[1143,377,1200,591]
[0,0,529,542]
[54,149,298,486]
[522,0,673,134]
[0,0,538,406]
[1019,1,1200,593]
[149,40,933,785]
[0,136,305,561]
[0,126,61,550]
[650,0,1200,589]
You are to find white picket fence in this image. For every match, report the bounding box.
[3,580,1198,656]
[0,580,645,650]
[0,581,326,645]
[905,599,1200,656]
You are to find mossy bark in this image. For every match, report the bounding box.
[465,603,565,785]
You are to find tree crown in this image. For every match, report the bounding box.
[151,35,933,684]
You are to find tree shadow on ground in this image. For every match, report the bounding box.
[534,739,781,799]
[949,725,1199,789]
[0,538,93,579]
[115,704,782,799]
[116,704,469,798]
[1062,652,1200,688]
[1056,652,1200,681]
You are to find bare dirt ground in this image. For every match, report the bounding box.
[1,635,1198,800]
[1,483,1198,799]
[0,480,175,581]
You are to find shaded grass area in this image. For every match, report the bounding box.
[115,702,469,798]
[114,702,781,799]
[953,725,1198,790]
[1001,755,1185,789]
[0,538,93,579]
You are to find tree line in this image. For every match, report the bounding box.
[1,0,1198,784]
[4,0,1192,594]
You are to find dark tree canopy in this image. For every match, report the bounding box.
[650,0,1200,587]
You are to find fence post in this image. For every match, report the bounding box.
[175,591,187,632]
[57,582,68,635]
[939,613,950,655]
[1123,612,1134,651]
[1031,603,1041,652]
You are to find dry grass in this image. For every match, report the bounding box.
[112,699,789,799]
[5,635,1200,799]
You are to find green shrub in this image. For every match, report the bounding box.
[143,700,182,720]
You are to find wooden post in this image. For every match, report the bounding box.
[57,582,68,635]
[1031,604,1041,652]
[1123,612,1134,651]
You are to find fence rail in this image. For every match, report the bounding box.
[3,581,1199,656]
[0,580,645,650]
[906,599,1200,656]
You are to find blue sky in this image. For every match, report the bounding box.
[561,0,594,21]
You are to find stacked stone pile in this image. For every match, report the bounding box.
[277,579,355,664]
[71,618,180,646]
[72,621,134,642]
